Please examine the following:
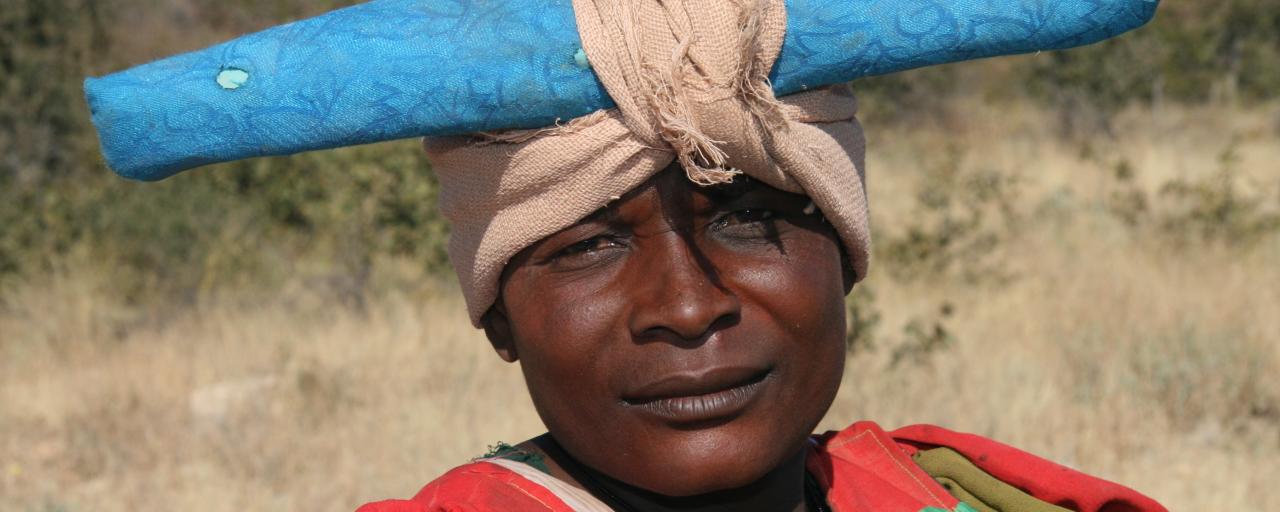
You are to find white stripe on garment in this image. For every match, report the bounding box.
[481,458,616,512]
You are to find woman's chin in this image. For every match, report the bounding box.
[627,468,768,499]
[606,433,797,498]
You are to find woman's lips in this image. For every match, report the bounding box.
[621,366,772,423]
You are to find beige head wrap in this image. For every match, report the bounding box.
[424,0,870,325]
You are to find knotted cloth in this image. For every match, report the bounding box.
[425,0,870,324]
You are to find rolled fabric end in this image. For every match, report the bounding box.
[772,0,1161,93]
[85,0,1158,181]
[84,0,612,181]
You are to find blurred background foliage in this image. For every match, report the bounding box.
[1,0,1277,308]
[3,4,1280,509]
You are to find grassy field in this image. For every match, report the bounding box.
[2,99,1278,511]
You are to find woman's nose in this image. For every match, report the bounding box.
[626,232,741,343]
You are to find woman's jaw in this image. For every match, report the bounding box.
[482,165,851,499]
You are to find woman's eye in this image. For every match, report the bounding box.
[717,208,778,227]
[548,235,626,269]
[554,236,621,259]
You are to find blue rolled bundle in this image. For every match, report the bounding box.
[773,0,1159,92]
[84,0,1158,181]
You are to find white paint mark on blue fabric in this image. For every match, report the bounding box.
[217,68,250,90]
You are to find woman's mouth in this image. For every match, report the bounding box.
[621,366,772,424]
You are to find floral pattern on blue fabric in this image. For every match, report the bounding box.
[85,0,1157,181]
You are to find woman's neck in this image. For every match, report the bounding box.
[529,434,812,512]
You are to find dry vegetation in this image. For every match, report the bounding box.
[2,99,1278,511]
[3,1,1279,510]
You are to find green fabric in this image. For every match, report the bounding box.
[920,504,980,512]
[913,448,1071,512]
[934,477,997,512]
[480,442,552,475]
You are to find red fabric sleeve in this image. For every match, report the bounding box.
[355,461,574,512]
[356,500,434,512]
[890,424,1167,512]
[807,422,962,511]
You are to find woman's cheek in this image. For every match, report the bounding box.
[728,233,845,306]
[513,275,631,394]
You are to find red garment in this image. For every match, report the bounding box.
[358,462,571,512]
[889,424,1166,512]
[357,422,1166,512]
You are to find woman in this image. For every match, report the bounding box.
[358,165,1165,512]
[85,0,1165,510]
[376,2,1165,508]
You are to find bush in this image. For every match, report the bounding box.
[875,144,1022,284]
[1155,140,1280,247]
[859,1,1280,123]
[1102,142,1280,249]
[3,0,1277,308]
[1030,1,1280,107]
[1,0,448,308]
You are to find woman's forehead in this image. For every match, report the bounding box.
[585,169,780,225]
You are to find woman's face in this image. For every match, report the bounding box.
[485,165,850,496]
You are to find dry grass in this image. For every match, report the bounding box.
[3,101,1278,511]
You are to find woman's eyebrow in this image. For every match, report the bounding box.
[582,206,620,224]
[701,177,757,202]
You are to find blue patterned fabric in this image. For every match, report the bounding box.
[85,0,1157,181]
[772,0,1159,92]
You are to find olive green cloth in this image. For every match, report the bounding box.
[913,447,1071,512]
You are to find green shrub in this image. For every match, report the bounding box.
[3,0,1277,309]
[875,145,1022,284]
[1,0,448,308]
[888,302,957,369]
[845,284,881,354]
[1102,142,1280,249]
[859,1,1280,123]
[1155,140,1280,247]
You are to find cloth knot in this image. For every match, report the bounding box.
[423,0,870,325]
[573,0,790,186]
